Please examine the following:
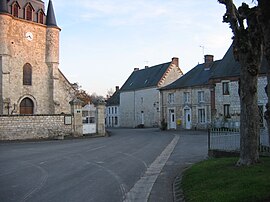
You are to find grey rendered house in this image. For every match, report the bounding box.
[119,58,183,128]
[160,55,221,130]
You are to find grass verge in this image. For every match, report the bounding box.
[181,157,270,202]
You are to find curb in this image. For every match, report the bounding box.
[173,173,185,202]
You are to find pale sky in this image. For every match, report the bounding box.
[43,0,255,96]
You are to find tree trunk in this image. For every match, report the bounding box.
[237,50,260,165]
[218,0,263,165]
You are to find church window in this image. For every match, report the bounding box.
[23,63,32,85]
[26,5,33,21]
[13,3,19,17]
[20,98,34,114]
[39,12,44,24]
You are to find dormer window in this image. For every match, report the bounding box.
[26,5,32,20]
[24,3,35,21]
[37,9,45,24]
[11,1,21,18]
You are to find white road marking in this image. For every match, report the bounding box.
[124,135,180,202]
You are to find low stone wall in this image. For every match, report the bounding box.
[0,114,73,140]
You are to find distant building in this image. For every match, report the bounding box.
[119,58,183,128]
[0,0,75,115]
[106,86,120,127]
[160,55,220,130]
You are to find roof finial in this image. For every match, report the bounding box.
[46,0,58,27]
[0,0,8,14]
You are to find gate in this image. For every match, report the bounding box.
[82,104,96,134]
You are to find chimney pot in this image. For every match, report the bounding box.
[172,57,179,67]
[204,55,214,64]
[134,68,139,71]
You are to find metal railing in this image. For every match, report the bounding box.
[208,128,270,152]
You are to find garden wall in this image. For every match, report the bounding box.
[0,114,73,140]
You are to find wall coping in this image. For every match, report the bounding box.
[0,114,72,117]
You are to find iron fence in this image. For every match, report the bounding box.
[208,128,270,153]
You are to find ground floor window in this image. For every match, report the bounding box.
[224,104,230,118]
[198,108,206,123]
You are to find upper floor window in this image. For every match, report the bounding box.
[23,63,32,85]
[222,82,230,95]
[112,107,114,114]
[198,91,204,103]
[25,4,34,21]
[37,9,45,24]
[12,2,20,17]
[115,107,117,114]
[168,93,175,104]
[184,92,190,103]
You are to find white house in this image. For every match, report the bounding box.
[106,86,120,127]
[119,58,183,128]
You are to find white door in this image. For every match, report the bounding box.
[184,109,192,129]
[169,109,176,129]
[141,111,144,125]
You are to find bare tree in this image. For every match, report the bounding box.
[218,0,263,165]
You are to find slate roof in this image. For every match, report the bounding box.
[120,62,171,92]
[106,90,120,106]
[0,0,8,13]
[46,0,57,27]
[211,45,269,79]
[160,60,221,90]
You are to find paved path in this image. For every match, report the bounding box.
[0,129,207,202]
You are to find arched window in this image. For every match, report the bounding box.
[23,63,32,85]
[26,5,33,21]
[20,98,34,114]
[13,4,19,17]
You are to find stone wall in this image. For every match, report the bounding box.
[214,76,267,127]
[0,114,73,140]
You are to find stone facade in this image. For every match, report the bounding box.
[213,76,268,128]
[161,87,211,130]
[0,114,73,140]
[0,1,75,115]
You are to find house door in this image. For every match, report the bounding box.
[184,109,192,129]
[141,111,144,125]
[169,109,176,129]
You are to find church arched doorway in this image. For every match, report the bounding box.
[20,98,34,114]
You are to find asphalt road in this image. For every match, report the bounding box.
[0,128,207,202]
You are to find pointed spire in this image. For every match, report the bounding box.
[46,0,58,27]
[0,0,8,14]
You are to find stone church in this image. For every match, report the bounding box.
[0,0,75,115]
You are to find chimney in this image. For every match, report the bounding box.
[204,55,214,69]
[115,86,119,92]
[145,66,149,69]
[172,57,179,67]
[134,68,139,71]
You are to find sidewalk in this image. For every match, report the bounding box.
[148,130,208,202]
